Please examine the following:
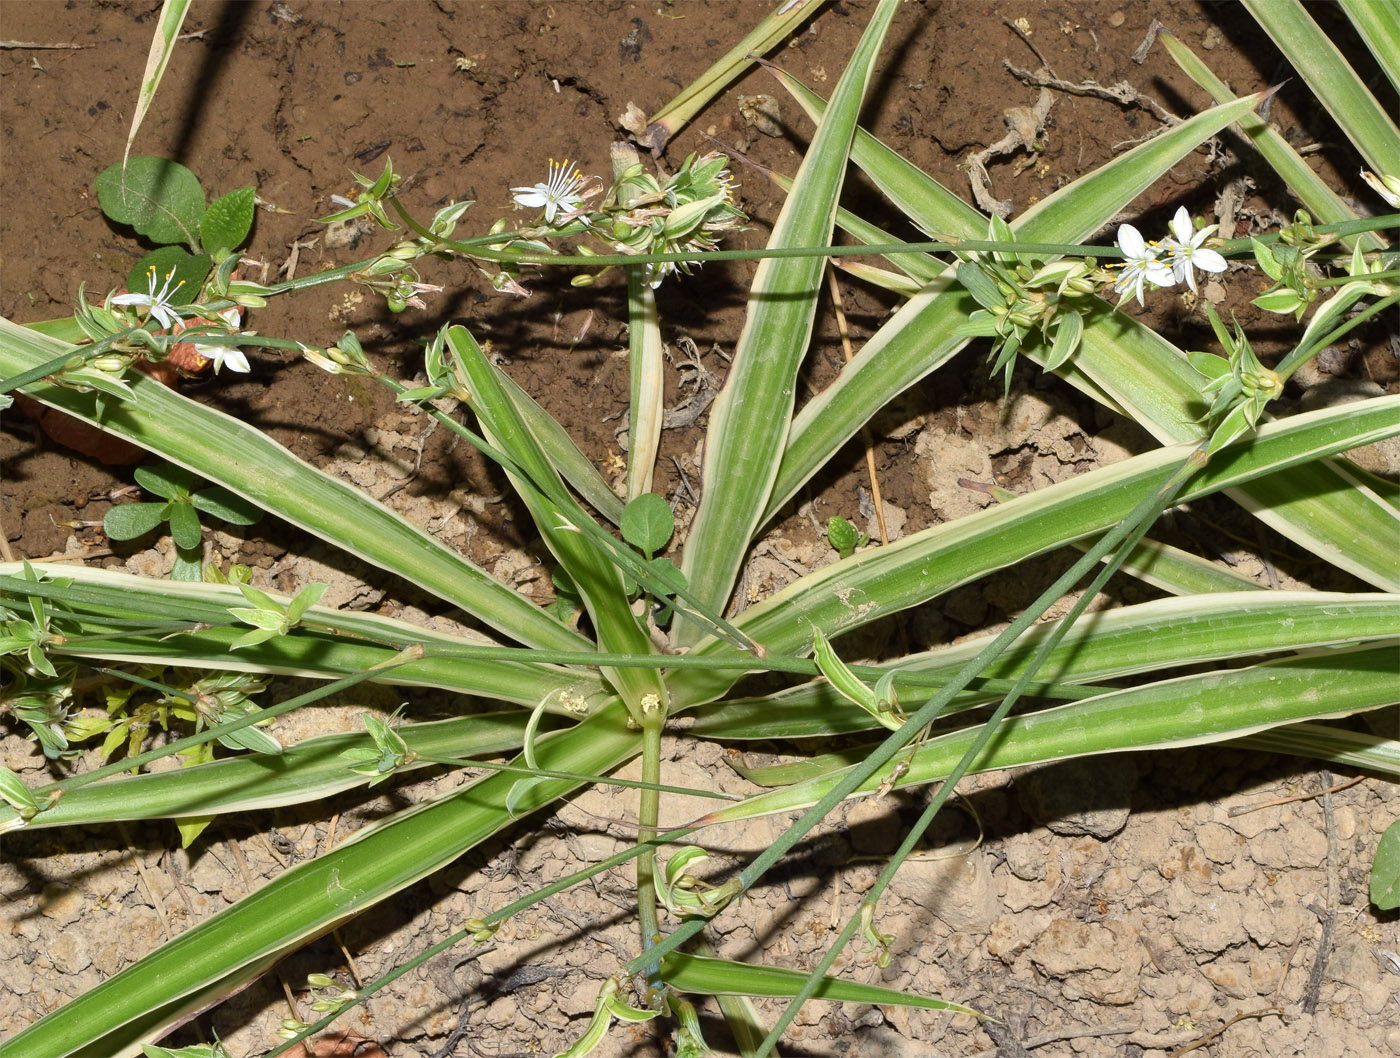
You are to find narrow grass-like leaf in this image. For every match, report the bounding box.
[447,326,666,716]
[626,271,665,500]
[124,0,191,168]
[986,484,1267,596]
[1243,0,1400,177]
[1233,721,1400,777]
[768,169,945,284]
[1339,0,1400,96]
[686,592,1395,738]
[644,0,823,148]
[3,711,553,830]
[6,564,604,705]
[484,358,625,524]
[1072,532,1266,596]
[677,0,902,643]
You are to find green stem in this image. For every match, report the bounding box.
[636,705,667,988]
[1275,291,1400,384]
[0,326,152,395]
[1311,269,1400,287]
[390,194,1397,270]
[413,751,739,801]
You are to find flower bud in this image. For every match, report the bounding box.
[1242,368,1283,402]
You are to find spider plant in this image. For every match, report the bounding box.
[0,1,1396,1055]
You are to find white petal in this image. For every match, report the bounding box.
[1169,207,1193,244]
[1116,224,1147,258]
[110,292,152,308]
[149,305,182,330]
[1192,247,1227,273]
[1189,223,1218,248]
[511,186,550,208]
[211,347,250,374]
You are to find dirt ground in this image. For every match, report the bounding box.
[1,1,1397,1056]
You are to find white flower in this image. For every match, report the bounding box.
[1162,207,1227,294]
[511,159,590,224]
[111,266,185,330]
[204,346,250,374]
[188,307,250,374]
[1112,224,1174,306]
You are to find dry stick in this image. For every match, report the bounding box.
[984,1018,1033,1058]
[1004,60,1179,126]
[316,811,366,985]
[1302,768,1341,1014]
[1273,936,1303,1007]
[0,40,95,49]
[24,547,117,563]
[968,1017,1141,1057]
[1138,930,1169,974]
[1001,16,1050,68]
[278,973,314,1058]
[825,267,888,545]
[0,502,13,563]
[1167,1007,1282,1058]
[1131,18,1166,65]
[165,851,198,922]
[1228,774,1365,817]
[336,933,365,989]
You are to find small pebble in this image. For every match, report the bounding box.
[1108,10,1125,28]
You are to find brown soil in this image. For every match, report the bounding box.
[1,2,1396,1057]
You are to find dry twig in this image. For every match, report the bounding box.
[1004,61,1178,126]
[826,268,888,545]
[1167,1007,1281,1058]
[1302,768,1341,1014]
[0,40,95,49]
[1228,774,1364,817]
